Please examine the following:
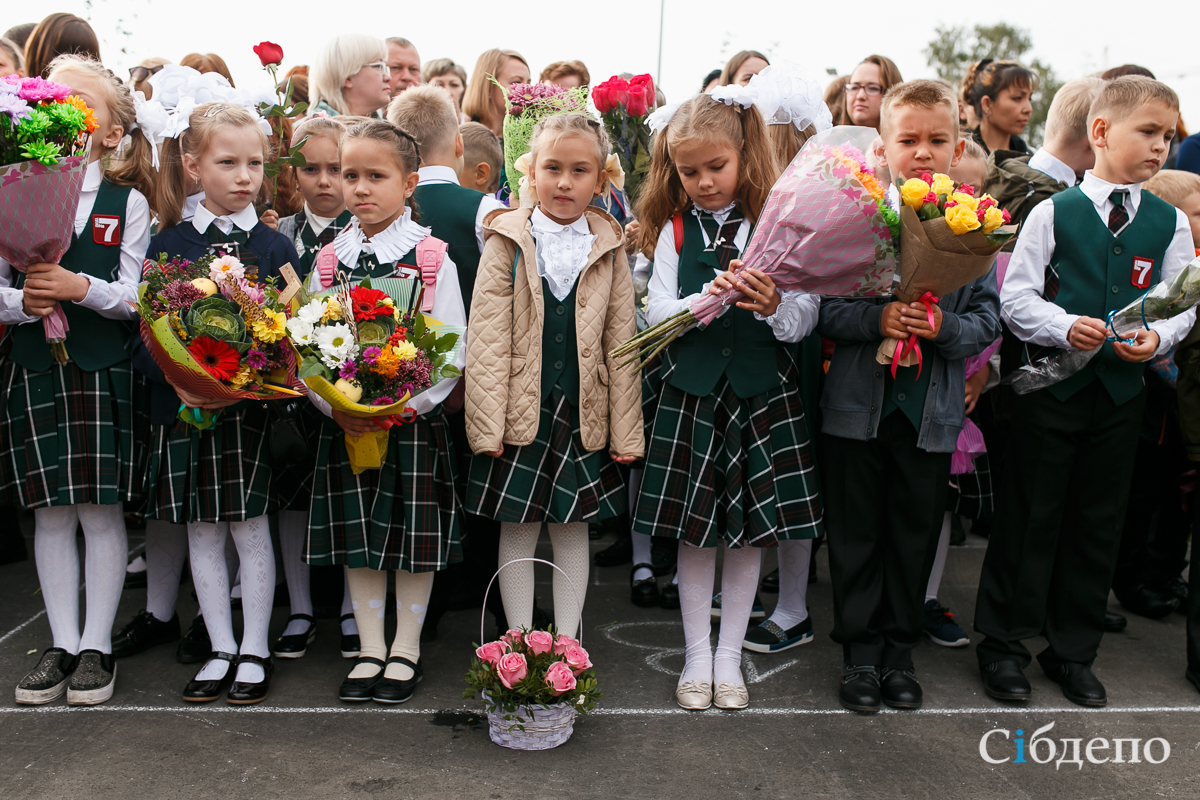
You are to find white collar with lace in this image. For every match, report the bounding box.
[530,207,595,302]
[333,207,431,267]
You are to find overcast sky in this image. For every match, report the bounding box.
[7,0,1199,130]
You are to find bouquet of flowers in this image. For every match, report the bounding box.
[0,75,98,364]
[289,275,464,473]
[137,253,302,429]
[465,627,600,744]
[1009,255,1200,395]
[496,81,590,203]
[592,74,655,202]
[612,126,898,369]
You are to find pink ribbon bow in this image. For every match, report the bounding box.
[891,291,939,379]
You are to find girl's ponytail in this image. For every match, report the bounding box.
[107,129,158,214]
[155,136,188,232]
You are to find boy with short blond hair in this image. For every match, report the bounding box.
[819,79,1001,713]
[976,76,1195,707]
[459,122,502,195]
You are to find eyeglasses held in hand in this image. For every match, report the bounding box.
[129,64,165,83]
[364,62,392,79]
[844,82,885,97]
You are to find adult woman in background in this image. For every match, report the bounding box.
[844,55,902,131]
[309,34,391,118]
[463,48,529,138]
[966,59,1035,155]
[23,13,99,78]
[423,58,469,121]
[719,50,769,86]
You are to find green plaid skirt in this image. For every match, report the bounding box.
[634,346,824,548]
[306,409,463,573]
[270,401,321,513]
[143,402,273,524]
[466,386,626,524]
[0,360,141,508]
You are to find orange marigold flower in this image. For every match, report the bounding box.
[374,348,401,378]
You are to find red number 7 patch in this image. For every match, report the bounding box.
[1131,257,1153,289]
[92,215,121,246]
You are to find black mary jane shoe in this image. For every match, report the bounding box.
[372,656,423,704]
[659,582,680,610]
[631,563,660,608]
[182,652,236,702]
[340,614,361,659]
[339,657,386,702]
[273,614,317,659]
[226,654,274,705]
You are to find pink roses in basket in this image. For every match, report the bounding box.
[465,628,601,718]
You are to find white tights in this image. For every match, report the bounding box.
[765,539,812,630]
[34,504,127,654]
[925,512,952,603]
[144,520,187,623]
[498,522,589,639]
[677,542,763,686]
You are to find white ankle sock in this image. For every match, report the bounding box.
[714,545,763,686]
[279,510,313,637]
[340,566,358,635]
[76,503,128,654]
[498,522,541,630]
[34,506,82,654]
[347,567,387,678]
[925,512,952,603]
[676,543,716,684]
[145,520,187,623]
[766,539,812,630]
[231,516,274,683]
[385,570,434,681]
[548,523,589,639]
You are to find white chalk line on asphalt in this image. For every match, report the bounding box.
[3,704,1200,716]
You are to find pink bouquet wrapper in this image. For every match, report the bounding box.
[690,127,896,326]
[0,155,90,346]
[951,338,1003,474]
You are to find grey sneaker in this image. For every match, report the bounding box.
[66,650,116,706]
[15,647,76,705]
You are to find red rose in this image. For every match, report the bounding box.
[626,74,655,117]
[592,76,629,114]
[253,41,284,68]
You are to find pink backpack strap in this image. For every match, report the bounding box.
[416,235,448,312]
[314,243,339,290]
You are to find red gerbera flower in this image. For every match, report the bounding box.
[350,286,393,322]
[188,335,241,381]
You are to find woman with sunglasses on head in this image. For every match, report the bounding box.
[128,57,169,100]
[310,34,392,119]
[845,55,903,131]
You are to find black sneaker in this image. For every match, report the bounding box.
[922,600,969,647]
[177,615,212,664]
[112,609,181,658]
[15,647,76,705]
[67,651,117,706]
[742,616,814,653]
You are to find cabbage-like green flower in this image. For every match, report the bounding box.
[185,296,250,352]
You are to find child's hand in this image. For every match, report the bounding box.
[880,302,910,340]
[1068,317,1108,351]
[484,446,505,458]
[332,409,379,437]
[22,262,90,304]
[902,301,943,340]
[965,363,990,414]
[712,261,781,317]
[168,380,239,411]
[1112,329,1160,362]
[611,454,638,464]
[624,220,640,256]
[260,209,280,230]
[21,291,57,317]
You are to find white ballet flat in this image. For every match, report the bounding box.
[714,682,749,710]
[675,679,713,710]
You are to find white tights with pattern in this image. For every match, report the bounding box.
[677,542,763,686]
[497,522,589,639]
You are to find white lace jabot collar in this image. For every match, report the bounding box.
[333,207,431,267]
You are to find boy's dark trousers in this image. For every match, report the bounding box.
[822,413,951,670]
[975,382,1145,668]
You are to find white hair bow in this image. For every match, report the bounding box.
[745,62,833,133]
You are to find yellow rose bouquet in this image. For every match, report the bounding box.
[879,173,1018,375]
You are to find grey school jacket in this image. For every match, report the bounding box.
[817,269,1002,454]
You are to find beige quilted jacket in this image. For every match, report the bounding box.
[465,206,644,458]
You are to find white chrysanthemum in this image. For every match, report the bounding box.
[286,318,314,345]
[297,299,328,325]
[208,255,244,283]
[315,323,358,369]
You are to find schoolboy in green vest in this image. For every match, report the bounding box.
[976,77,1195,707]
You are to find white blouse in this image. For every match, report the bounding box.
[530,208,596,301]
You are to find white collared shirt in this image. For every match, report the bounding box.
[331,208,432,269]
[181,192,205,223]
[530,207,596,301]
[191,201,260,237]
[0,161,150,324]
[304,205,340,237]
[416,165,505,254]
[645,203,818,343]
[1001,171,1196,355]
[1027,148,1077,187]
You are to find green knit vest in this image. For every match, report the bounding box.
[539,277,579,405]
[1046,187,1176,405]
[668,211,783,399]
[412,183,484,308]
[10,181,133,373]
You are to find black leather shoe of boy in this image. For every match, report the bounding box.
[1037,655,1106,707]
[227,654,274,705]
[372,657,423,704]
[839,665,881,713]
[659,583,680,610]
[880,668,922,709]
[1103,611,1127,632]
[182,652,236,702]
[631,564,660,608]
[339,657,385,701]
[760,568,780,593]
[1115,583,1179,619]
[593,537,633,567]
[980,659,1031,702]
[177,615,212,664]
[112,610,180,658]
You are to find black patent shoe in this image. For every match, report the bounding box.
[273,614,316,659]
[839,665,881,713]
[659,582,680,610]
[112,610,180,658]
[594,537,633,567]
[1037,654,1106,707]
[980,659,1032,702]
[227,654,274,705]
[880,668,922,709]
[1103,611,1127,632]
[631,563,660,608]
[15,647,76,705]
[339,614,361,658]
[760,568,780,593]
[372,656,423,704]
[340,657,385,701]
[177,615,212,664]
[183,652,236,702]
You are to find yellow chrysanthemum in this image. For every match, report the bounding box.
[930,173,955,197]
[374,349,401,378]
[250,309,287,343]
[393,341,419,361]
[321,299,343,324]
[945,203,982,235]
[900,178,932,209]
[981,205,1006,234]
[230,365,255,390]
